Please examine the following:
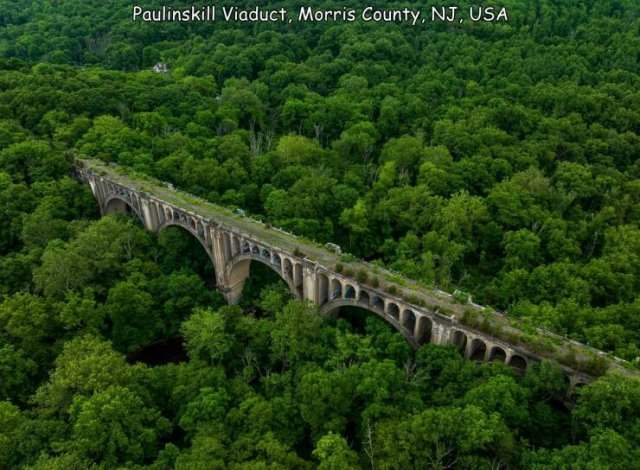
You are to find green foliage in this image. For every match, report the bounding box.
[0,1,639,467]
[67,385,170,467]
[181,307,234,365]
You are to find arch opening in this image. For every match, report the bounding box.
[157,224,216,288]
[372,296,384,311]
[331,279,342,299]
[344,284,356,300]
[283,259,293,280]
[318,273,329,305]
[415,315,432,345]
[272,253,282,271]
[452,330,467,354]
[509,354,527,371]
[228,258,295,314]
[359,290,370,306]
[469,338,487,361]
[104,197,139,222]
[489,346,507,363]
[402,309,416,333]
[387,303,400,320]
[320,302,415,348]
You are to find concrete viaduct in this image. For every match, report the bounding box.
[76,159,595,386]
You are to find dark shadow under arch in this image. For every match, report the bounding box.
[469,338,487,361]
[157,223,217,287]
[227,254,300,302]
[104,196,144,225]
[320,298,418,348]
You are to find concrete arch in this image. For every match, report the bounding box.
[415,315,432,345]
[331,279,342,299]
[359,290,370,306]
[452,330,468,353]
[508,354,528,371]
[273,253,282,270]
[226,254,301,301]
[372,295,384,312]
[469,338,487,361]
[489,346,507,363]
[103,195,144,225]
[320,298,418,347]
[283,258,293,281]
[157,221,214,266]
[344,284,356,299]
[402,309,416,333]
[293,263,303,288]
[317,273,329,305]
[387,302,400,320]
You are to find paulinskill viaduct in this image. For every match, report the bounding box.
[76,159,625,388]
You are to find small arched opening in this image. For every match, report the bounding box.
[272,253,282,271]
[104,197,138,221]
[317,273,329,305]
[402,309,416,333]
[359,290,370,306]
[331,279,342,299]
[261,248,270,259]
[469,338,487,361]
[251,245,260,255]
[509,354,527,372]
[414,315,432,345]
[452,330,467,354]
[344,284,356,300]
[283,258,293,280]
[293,263,303,286]
[489,346,507,363]
[372,296,384,312]
[242,241,251,254]
[387,303,400,321]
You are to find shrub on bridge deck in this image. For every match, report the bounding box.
[335,263,344,273]
[407,294,426,308]
[576,353,609,376]
[385,285,398,296]
[356,269,368,284]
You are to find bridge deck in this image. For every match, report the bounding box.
[78,158,635,378]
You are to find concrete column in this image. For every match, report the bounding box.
[211,228,229,289]
[484,343,493,361]
[413,315,426,341]
[140,198,159,231]
[302,263,317,304]
[464,336,475,359]
[505,350,513,365]
[432,323,449,346]
[399,309,408,328]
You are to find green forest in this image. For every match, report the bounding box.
[1,0,640,468]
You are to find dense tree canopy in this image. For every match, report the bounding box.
[1,0,639,467]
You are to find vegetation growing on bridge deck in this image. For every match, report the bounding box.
[82,157,634,377]
[1,0,640,467]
